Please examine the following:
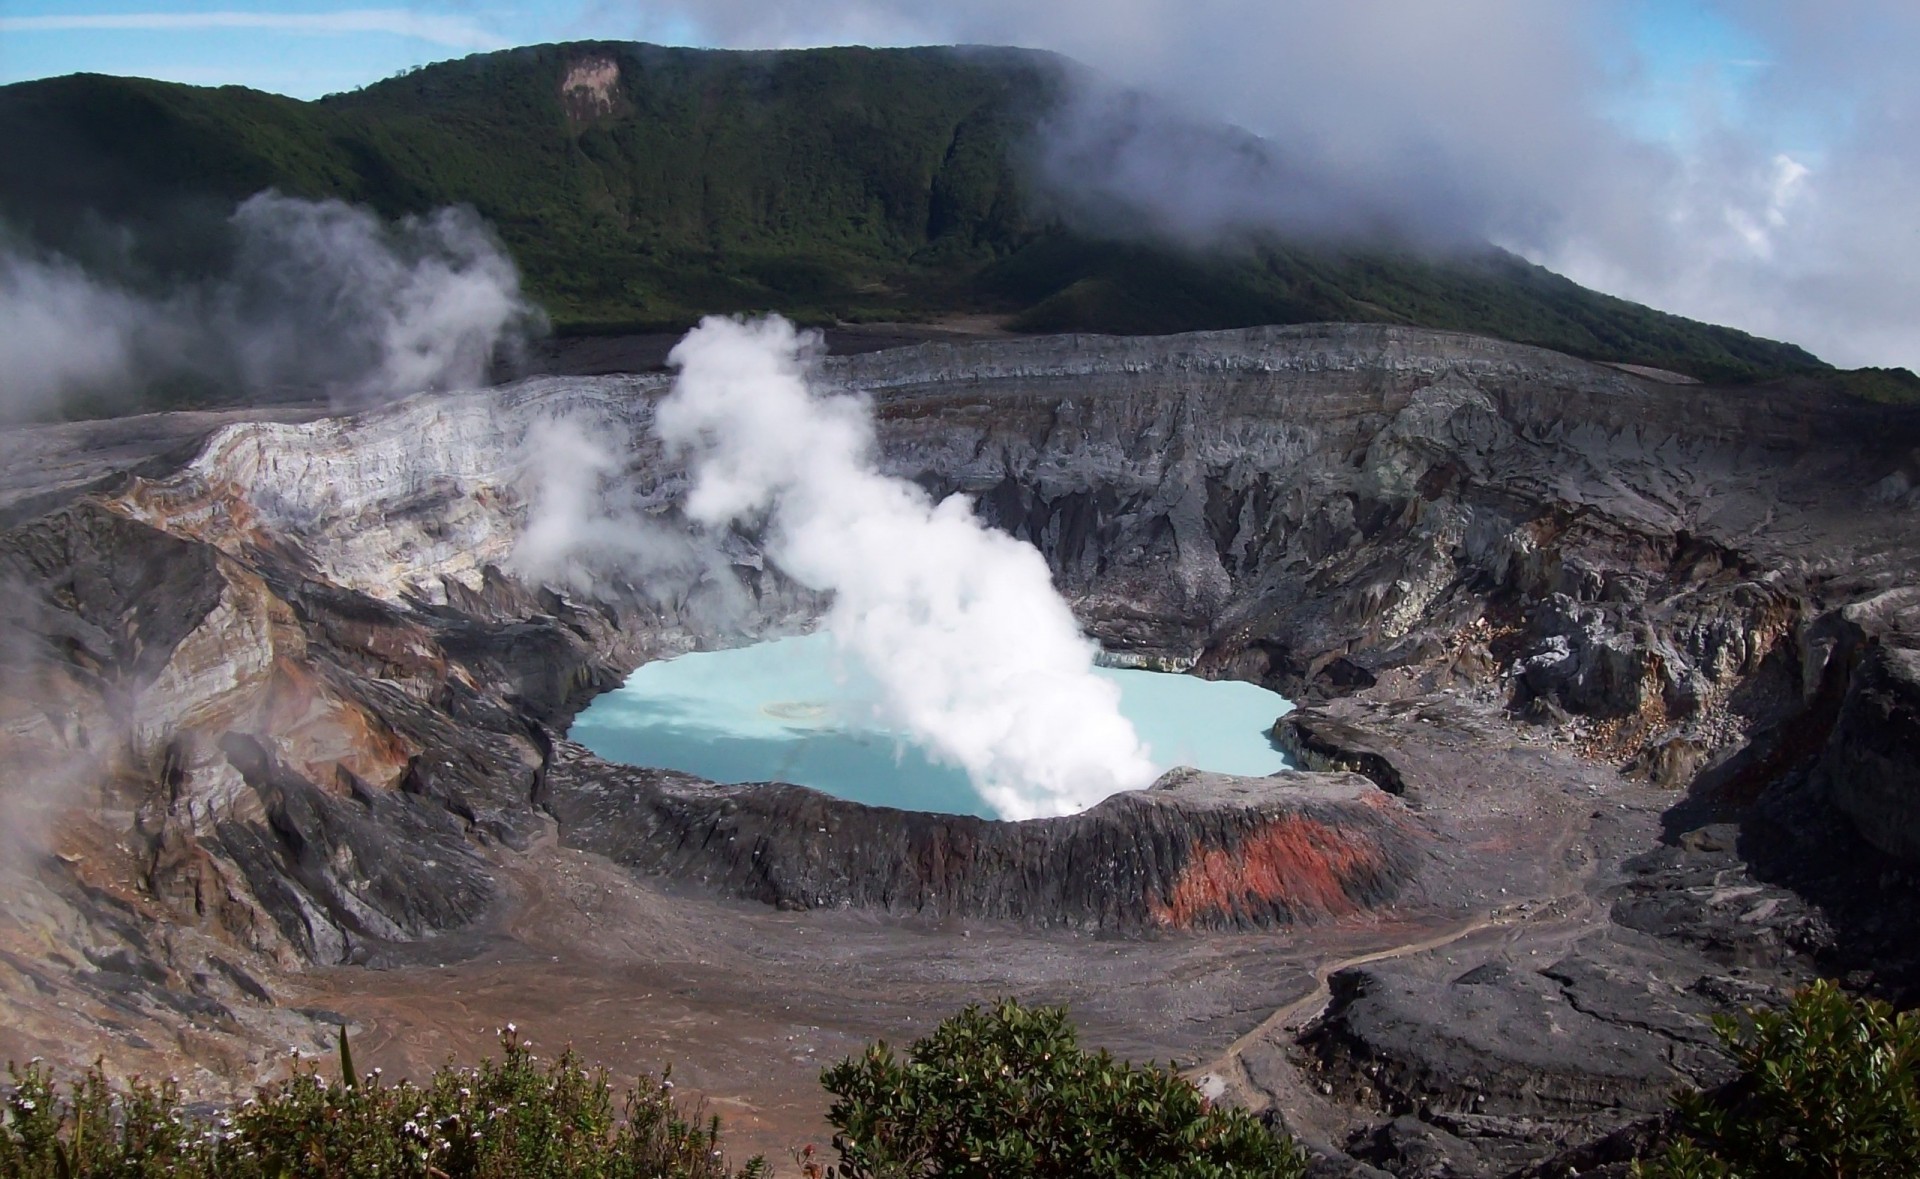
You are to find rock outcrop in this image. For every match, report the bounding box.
[550,760,1421,930]
[1808,602,1920,863]
[1302,957,1712,1174]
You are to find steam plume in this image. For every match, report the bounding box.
[0,248,153,421]
[508,414,745,623]
[0,193,539,420]
[656,314,1155,820]
[218,194,536,403]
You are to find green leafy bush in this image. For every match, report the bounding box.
[817,998,1303,1178]
[0,1026,764,1178]
[1636,979,1920,1178]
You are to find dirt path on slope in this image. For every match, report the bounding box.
[1188,781,1614,1156]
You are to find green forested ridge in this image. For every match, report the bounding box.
[0,42,1832,380]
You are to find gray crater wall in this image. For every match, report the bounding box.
[8,323,1920,977]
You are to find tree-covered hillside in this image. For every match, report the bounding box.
[0,42,1827,380]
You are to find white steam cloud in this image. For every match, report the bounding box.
[508,415,745,624]
[512,417,642,592]
[0,192,539,420]
[0,250,154,417]
[218,194,535,401]
[655,314,1156,820]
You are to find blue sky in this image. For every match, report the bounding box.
[1605,1,1769,141]
[0,2,582,97]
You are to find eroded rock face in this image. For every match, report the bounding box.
[0,500,585,966]
[1814,633,1920,862]
[1307,954,1728,1116]
[550,760,1421,930]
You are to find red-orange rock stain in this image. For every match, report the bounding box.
[1151,812,1392,929]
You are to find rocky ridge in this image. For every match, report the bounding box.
[552,759,1421,930]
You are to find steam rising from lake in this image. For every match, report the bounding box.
[655,314,1156,819]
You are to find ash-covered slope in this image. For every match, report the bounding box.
[3,324,1920,1167]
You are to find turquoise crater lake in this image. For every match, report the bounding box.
[569,633,1295,818]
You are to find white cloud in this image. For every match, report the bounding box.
[0,9,508,51]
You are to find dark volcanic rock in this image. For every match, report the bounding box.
[547,757,1422,931]
[1609,836,1832,971]
[0,500,226,689]
[213,734,495,963]
[1302,963,1683,1121]
[1815,636,1920,862]
[1272,710,1410,796]
[1348,1115,1491,1179]
[1297,948,1741,1176]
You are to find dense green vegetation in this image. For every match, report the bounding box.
[1827,366,1920,405]
[0,43,1830,381]
[819,999,1303,1177]
[3,1006,1298,1179]
[9,985,1920,1177]
[1637,980,1920,1178]
[1,1027,761,1178]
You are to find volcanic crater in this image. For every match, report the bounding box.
[5,322,1920,1175]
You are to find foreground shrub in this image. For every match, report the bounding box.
[1636,979,1920,1178]
[818,998,1304,1178]
[0,1026,764,1178]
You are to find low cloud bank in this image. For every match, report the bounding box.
[0,193,541,421]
